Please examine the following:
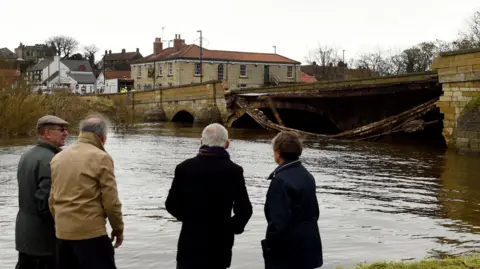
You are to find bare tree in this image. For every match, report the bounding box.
[305,43,343,80]
[454,10,480,49]
[83,45,99,68]
[45,35,79,59]
[356,50,392,76]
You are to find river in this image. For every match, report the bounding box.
[1,122,479,269]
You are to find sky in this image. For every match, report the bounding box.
[1,0,479,65]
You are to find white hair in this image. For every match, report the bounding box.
[201,123,229,147]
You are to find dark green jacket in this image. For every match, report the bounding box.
[15,140,60,256]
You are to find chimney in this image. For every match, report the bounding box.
[173,34,185,51]
[136,48,139,53]
[104,50,107,55]
[109,50,112,54]
[122,49,126,53]
[153,37,163,54]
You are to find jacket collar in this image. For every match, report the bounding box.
[197,145,230,159]
[37,139,61,154]
[268,159,302,180]
[77,132,105,151]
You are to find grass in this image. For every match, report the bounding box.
[0,82,135,138]
[464,95,480,113]
[336,254,480,269]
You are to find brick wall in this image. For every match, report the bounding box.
[431,48,480,154]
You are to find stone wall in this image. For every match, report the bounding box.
[431,48,480,154]
[102,81,230,126]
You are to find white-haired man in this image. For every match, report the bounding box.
[166,123,253,269]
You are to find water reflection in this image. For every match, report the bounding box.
[0,123,479,269]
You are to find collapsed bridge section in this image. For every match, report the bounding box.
[226,72,444,144]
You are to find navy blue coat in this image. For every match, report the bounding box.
[262,160,323,269]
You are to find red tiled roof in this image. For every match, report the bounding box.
[133,45,300,64]
[104,52,142,61]
[105,71,130,79]
[301,71,317,83]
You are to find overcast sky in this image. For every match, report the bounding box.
[1,0,479,64]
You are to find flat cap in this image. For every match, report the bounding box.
[36,115,69,129]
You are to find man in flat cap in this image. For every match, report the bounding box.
[15,115,69,269]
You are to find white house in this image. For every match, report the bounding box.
[27,56,96,94]
[95,70,132,94]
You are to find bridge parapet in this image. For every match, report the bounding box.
[432,48,480,155]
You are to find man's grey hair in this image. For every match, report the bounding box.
[201,123,229,147]
[79,114,110,137]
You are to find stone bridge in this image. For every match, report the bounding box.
[100,48,480,154]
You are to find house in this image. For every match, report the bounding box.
[26,58,53,87]
[27,56,96,94]
[95,71,133,94]
[130,34,301,91]
[301,61,379,81]
[14,43,55,64]
[0,47,22,89]
[97,48,143,71]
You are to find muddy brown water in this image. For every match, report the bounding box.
[1,122,479,269]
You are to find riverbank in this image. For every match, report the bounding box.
[336,254,480,269]
[0,89,134,138]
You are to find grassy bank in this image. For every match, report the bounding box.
[0,87,134,138]
[336,254,480,269]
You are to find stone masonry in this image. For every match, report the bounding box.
[431,48,480,154]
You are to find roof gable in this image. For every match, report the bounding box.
[27,59,53,72]
[61,60,93,72]
[0,47,18,59]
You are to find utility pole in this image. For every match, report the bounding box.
[162,26,165,40]
[273,45,276,54]
[197,30,203,83]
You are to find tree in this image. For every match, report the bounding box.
[45,35,79,59]
[305,43,343,80]
[83,45,98,69]
[356,50,391,75]
[453,10,480,49]
[68,53,84,60]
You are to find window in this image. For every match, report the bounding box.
[137,66,142,77]
[194,63,201,76]
[157,63,162,76]
[168,63,173,76]
[240,65,247,77]
[218,64,224,80]
[287,66,293,78]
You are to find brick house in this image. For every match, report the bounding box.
[98,49,143,71]
[301,61,379,81]
[130,34,301,91]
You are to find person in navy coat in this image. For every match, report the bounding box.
[262,131,323,269]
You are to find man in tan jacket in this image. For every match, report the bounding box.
[49,114,124,269]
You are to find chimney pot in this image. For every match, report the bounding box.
[109,50,112,54]
[136,48,139,53]
[122,49,126,53]
[105,50,107,55]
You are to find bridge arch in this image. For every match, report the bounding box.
[169,106,197,123]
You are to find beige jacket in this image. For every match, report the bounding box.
[49,132,124,240]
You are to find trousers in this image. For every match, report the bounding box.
[15,253,54,269]
[55,235,116,269]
